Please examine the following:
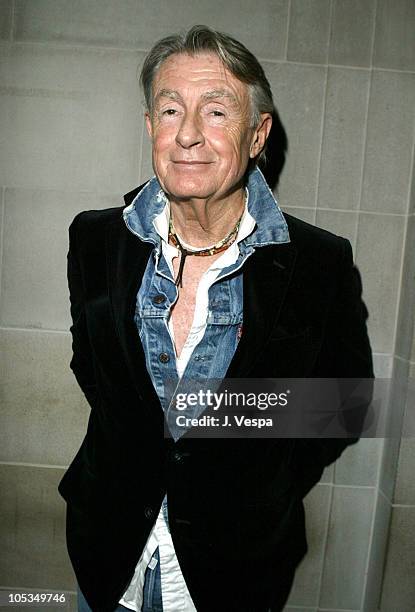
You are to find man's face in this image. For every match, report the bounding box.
[146,52,268,202]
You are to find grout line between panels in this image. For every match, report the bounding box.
[404,135,415,216]
[313,67,329,223]
[313,0,334,227]
[390,214,409,366]
[355,56,373,220]
[0,586,76,595]
[360,476,379,610]
[0,187,5,309]
[0,461,68,469]
[284,0,292,61]
[392,503,415,509]
[317,478,334,609]
[0,325,70,334]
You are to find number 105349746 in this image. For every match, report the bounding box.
[0,591,66,606]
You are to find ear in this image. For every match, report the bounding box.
[145,111,153,140]
[249,113,272,159]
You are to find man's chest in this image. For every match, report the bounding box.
[170,252,224,357]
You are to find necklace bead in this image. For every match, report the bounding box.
[168,213,243,287]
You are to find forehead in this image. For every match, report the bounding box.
[152,52,249,102]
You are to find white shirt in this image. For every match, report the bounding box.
[119,195,255,612]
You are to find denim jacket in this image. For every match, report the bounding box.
[120,166,290,610]
[123,167,290,437]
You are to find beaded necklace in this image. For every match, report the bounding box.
[168,214,243,287]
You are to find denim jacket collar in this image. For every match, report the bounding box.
[123,166,290,247]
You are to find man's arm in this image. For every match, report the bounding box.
[67,212,99,408]
[292,238,374,498]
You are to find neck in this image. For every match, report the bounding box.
[169,187,246,248]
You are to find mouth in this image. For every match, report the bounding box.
[172,160,213,165]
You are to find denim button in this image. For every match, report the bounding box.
[153,294,166,305]
[159,352,170,363]
[144,506,154,520]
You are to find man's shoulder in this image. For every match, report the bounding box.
[282,210,349,261]
[72,205,124,230]
[68,206,124,255]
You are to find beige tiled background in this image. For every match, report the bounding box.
[0,1,414,611]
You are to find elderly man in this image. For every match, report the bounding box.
[58,25,373,612]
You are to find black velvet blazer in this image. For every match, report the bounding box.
[58,183,374,612]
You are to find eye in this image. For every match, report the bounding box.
[210,110,225,117]
[162,108,178,116]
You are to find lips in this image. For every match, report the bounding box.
[171,160,213,164]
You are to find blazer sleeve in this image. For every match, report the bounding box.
[292,238,374,499]
[67,212,99,409]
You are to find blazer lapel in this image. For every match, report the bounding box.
[106,216,160,404]
[226,242,297,377]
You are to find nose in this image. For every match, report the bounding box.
[175,110,204,149]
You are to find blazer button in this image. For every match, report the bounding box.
[159,352,170,363]
[153,294,166,305]
[172,450,183,463]
[144,506,154,520]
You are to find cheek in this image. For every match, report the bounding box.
[209,128,245,161]
[152,127,176,152]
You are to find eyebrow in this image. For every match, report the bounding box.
[201,89,239,104]
[154,88,183,105]
[154,88,239,106]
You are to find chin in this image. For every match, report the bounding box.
[163,179,215,201]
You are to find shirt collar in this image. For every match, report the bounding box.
[151,187,255,246]
[123,166,290,247]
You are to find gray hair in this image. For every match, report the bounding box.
[140,25,275,164]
